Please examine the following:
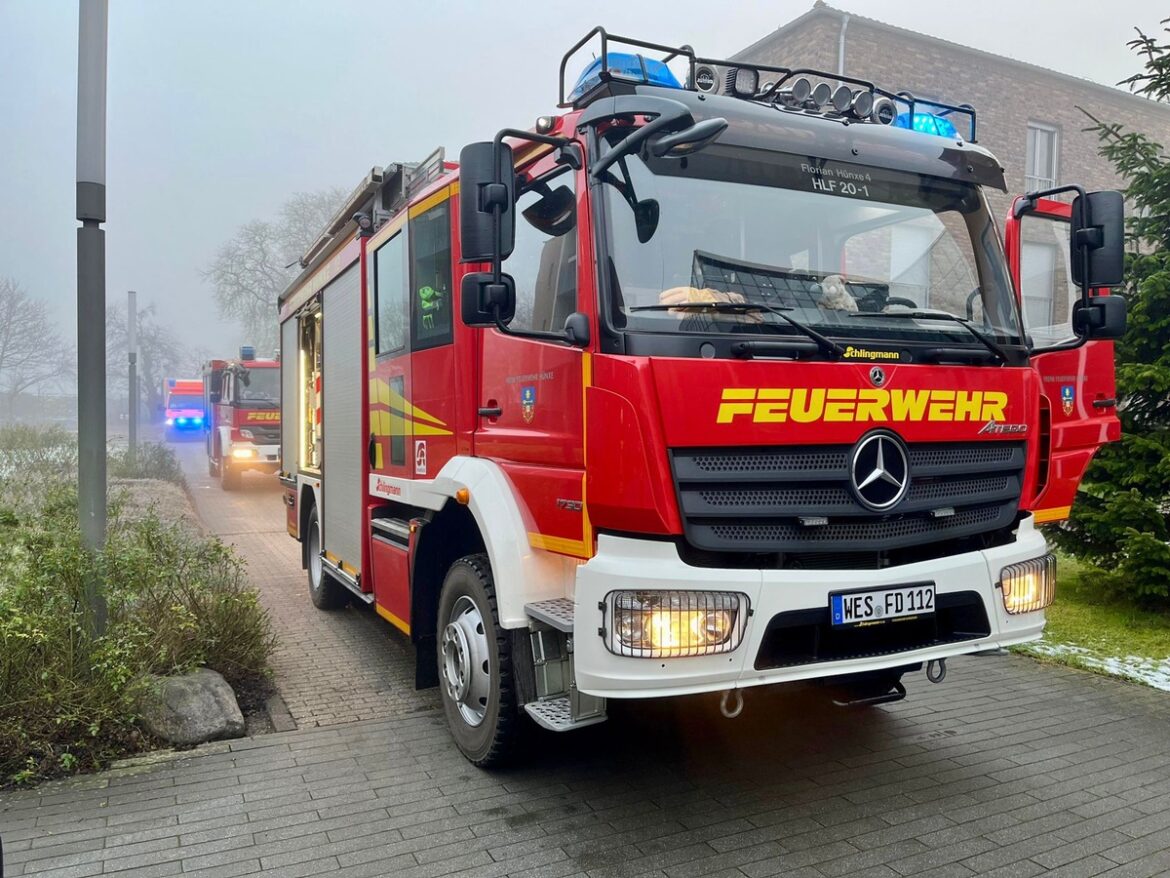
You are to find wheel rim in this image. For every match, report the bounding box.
[308,518,322,590]
[441,595,491,727]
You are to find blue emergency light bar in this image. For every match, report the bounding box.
[568,52,683,102]
[559,27,978,142]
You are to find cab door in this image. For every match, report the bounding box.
[473,153,591,557]
[1005,196,1121,522]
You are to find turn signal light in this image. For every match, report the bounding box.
[604,590,749,658]
[999,554,1056,614]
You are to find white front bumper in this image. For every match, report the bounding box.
[572,517,1048,699]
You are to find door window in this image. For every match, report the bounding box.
[410,200,453,349]
[1019,214,1077,346]
[507,167,578,333]
[374,231,407,356]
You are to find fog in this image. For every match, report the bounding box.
[1,0,1163,370]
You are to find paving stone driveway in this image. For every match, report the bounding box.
[3,445,1170,877]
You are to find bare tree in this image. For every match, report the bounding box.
[105,302,191,421]
[204,188,345,351]
[0,277,71,420]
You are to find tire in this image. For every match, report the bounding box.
[207,454,219,478]
[221,462,241,491]
[437,554,518,767]
[306,505,346,610]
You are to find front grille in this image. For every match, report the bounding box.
[671,441,1025,561]
[754,590,991,669]
[246,424,280,444]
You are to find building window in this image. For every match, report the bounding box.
[1025,122,1058,192]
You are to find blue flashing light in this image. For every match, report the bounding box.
[569,52,682,102]
[177,417,188,425]
[893,111,959,139]
[192,417,203,426]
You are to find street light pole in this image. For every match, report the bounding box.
[127,290,137,468]
[77,0,109,635]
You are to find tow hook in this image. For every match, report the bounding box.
[926,658,947,683]
[719,689,744,719]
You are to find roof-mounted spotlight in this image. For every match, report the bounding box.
[725,66,759,98]
[775,76,812,107]
[831,84,854,114]
[353,211,373,237]
[871,96,897,125]
[535,115,556,134]
[851,90,875,119]
[810,81,832,109]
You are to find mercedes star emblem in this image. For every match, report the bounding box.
[870,366,886,387]
[850,432,910,511]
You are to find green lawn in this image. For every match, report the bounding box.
[1014,554,1170,690]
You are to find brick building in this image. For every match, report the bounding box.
[733,2,1170,336]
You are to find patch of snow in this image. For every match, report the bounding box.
[1024,641,1170,692]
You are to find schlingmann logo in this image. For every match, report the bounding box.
[716,388,1009,424]
[842,345,900,360]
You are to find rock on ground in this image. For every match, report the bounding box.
[138,668,245,745]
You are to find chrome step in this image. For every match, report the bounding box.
[524,696,607,732]
[525,598,574,632]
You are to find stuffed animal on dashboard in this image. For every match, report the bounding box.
[818,274,858,312]
[656,286,763,322]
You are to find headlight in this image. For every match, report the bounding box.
[604,590,749,657]
[239,429,254,439]
[165,418,174,425]
[231,447,257,459]
[999,554,1056,614]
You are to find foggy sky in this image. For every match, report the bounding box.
[2,0,1164,365]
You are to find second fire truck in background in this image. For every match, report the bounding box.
[202,347,282,490]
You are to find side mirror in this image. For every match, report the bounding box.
[1071,190,1124,288]
[521,185,576,237]
[648,117,729,158]
[1073,294,1127,340]
[563,311,591,347]
[461,272,515,327]
[459,142,515,263]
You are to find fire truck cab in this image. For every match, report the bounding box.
[279,30,1126,765]
[203,347,282,490]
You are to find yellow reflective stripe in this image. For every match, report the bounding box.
[376,603,410,635]
[1033,506,1072,524]
[408,185,453,219]
[528,532,589,557]
[581,352,593,554]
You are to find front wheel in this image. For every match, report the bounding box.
[221,462,241,491]
[437,554,518,767]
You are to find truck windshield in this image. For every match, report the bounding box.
[238,368,279,405]
[600,144,1021,352]
[168,394,202,409]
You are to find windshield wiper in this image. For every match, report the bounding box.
[629,302,846,358]
[849,309,1009,363]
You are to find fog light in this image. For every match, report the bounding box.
[604,590,749,657]
[165,418,174,426]
[231,447,257,459]
[999,554,1056,614]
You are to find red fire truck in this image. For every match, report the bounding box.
[203,347,282,490]
[278,30,1126,765]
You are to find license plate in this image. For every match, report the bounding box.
[830,583,935,626]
